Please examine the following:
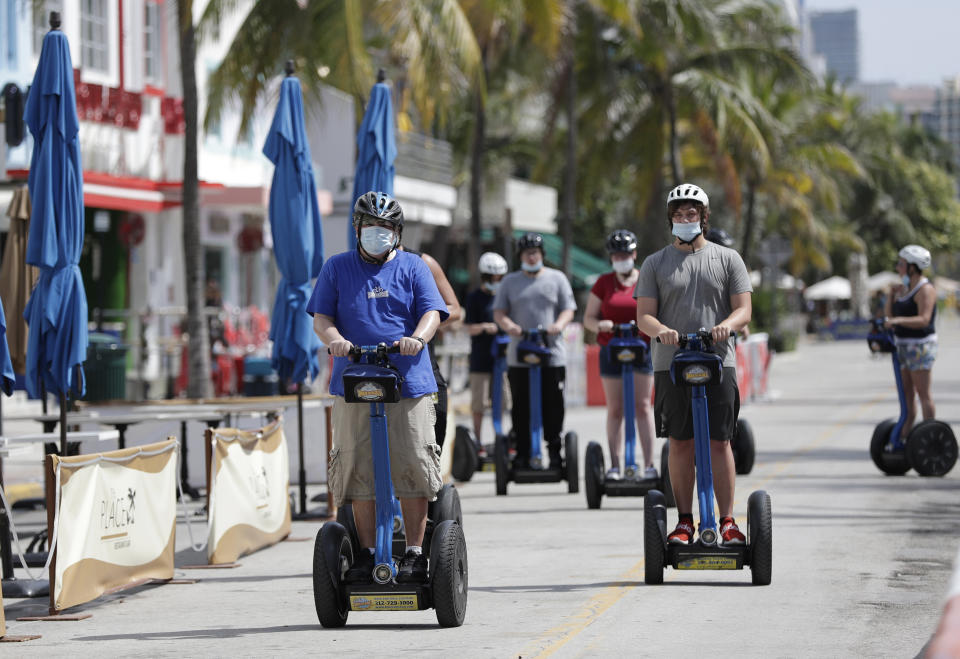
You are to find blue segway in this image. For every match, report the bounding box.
[495,328,578,495]
[452,333,511,481]
[867,319,957,476]
[585,323,669,509]
[644,330,772,586]
[313,343,467,627]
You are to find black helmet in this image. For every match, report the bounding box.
[353,191,404,228]
[516,232,544,253]
[705,228,734,248]
[605,229,637,254]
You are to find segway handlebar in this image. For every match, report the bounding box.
[327,342,404,356]
[655,328,737,349]
[613,321,641,338]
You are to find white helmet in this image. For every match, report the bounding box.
[899,244,931,270]
[667,183,709,209]
[479,251,508,275]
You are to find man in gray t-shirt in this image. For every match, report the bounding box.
[635,183,752,548]
[493,232,577,470]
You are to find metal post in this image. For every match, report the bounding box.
[297,386,307,514]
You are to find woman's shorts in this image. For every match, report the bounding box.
[328,395,442,506]
[897,339,937,371]
[599,343,653,377]
[653,367,739,442]
[469,371,512,414]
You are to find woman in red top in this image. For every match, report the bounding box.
[583,230,656,480]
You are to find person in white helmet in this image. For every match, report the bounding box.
[465,252,512,443]
[634,183,753,547]
[884,244,938,433]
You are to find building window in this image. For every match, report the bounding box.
[33,0,63,55]
[144,2,161,84]
[81,0,109,73]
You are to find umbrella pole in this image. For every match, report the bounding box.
[59,392,67,456]
[297,384,306,515]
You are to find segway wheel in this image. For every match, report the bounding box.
[313,522,351,627]
[336,503,360,554]
[643,490,667,585]
[494,433,509,496]
[747,490,772,586]
[660,443,676,508]
[869,419,910,475]
[431,520,468,627]
[733,418,756,475]
[585,441,604,509]
[565,431,579,493]
[907,420,959,477]
[452,425,480,482]
[432,483,463,527]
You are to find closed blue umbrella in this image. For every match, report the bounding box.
[0,296,14,396]
[263,63,324,516]
[349,73,396,248]
[23,13,88,452]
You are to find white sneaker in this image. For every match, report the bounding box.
[605,467,621,480]
[643,466,658,480]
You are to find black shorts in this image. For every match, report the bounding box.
[654,368,739,441]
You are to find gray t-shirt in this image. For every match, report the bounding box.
[634,242,752,371]
[493,267,577,367]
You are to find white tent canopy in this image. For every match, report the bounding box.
[803,275,851,301]
[749,270,800,289]
[866,271,900,292]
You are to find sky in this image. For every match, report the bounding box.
[804,0,960,87]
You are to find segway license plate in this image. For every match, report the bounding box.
[677,556,738,570]
[670,545,745,570]
[349,592,421,611]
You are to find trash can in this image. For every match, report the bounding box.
[243,357,278,397]
[84,332,129,401]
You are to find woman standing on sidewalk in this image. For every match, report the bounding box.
[582,229,656,480]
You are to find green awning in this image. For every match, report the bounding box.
[514,230,608,289]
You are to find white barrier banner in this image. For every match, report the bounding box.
[52,439,177,612]
[208,420,291,564]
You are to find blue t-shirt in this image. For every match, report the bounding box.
[306,250,449,397]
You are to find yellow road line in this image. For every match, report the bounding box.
[521,395,884,658]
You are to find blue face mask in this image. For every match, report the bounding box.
[672,222,702,242]
[485,281,502,295]
[360,226,396,256]
[521,259,543,273]
[902,275,911,288]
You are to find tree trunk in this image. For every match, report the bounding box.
[666,83,683,186]
[560,20,576,279]
[178,0,212,399]
[468,50,488,287]
[741,182,757,267]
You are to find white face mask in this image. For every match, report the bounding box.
[485,281,502,294]
[612,258,634,274]
[521,259,543,273]
[672,222,702,242]
[360,226,395,256]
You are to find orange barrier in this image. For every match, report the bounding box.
[585,345,605,406]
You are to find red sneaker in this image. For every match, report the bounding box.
[668,518,695,545]
[719,517,745,545]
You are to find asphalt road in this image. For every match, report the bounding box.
[3,312,959,657]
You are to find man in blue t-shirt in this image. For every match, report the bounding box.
[307,192,448,584]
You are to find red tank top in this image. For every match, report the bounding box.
[590,271,649,346]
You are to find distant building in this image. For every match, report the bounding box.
[808,9,859,84]
[933,77,960,171]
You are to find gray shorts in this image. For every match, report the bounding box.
[329,395,442,506]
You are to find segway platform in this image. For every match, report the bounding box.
[603,474,659,497]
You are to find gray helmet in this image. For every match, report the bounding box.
[353,191,404,228]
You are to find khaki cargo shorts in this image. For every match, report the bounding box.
[469,371,512,415]
[328,395,442,506]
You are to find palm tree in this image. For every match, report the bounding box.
[177,0,212,399]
